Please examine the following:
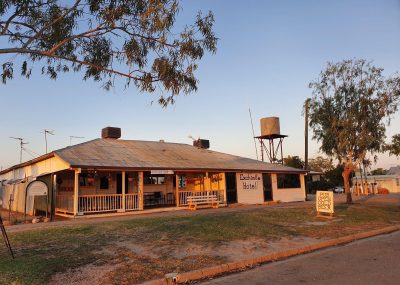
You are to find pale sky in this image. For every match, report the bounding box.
[1,0,400,170]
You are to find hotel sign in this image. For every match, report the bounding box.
[238,173,262,190]
[236,173,264,204]
[151,170,174,175]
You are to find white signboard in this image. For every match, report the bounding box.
[151,170,174,175]
[316,190,334,215]
[236,173,264,204]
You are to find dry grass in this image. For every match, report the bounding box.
[1,202,399,285]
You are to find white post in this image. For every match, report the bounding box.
[138,171,144,210]
[73,168,81,216]
[121,171,126,212]
[300,174,306,201]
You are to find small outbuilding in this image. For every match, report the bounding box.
[0,127,307,218]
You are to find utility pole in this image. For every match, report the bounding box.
[42,129,55,153]
[10,137,28,163]
[304,98,311,171]
[304,98,311,198]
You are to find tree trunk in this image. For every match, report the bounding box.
[342,165,353,204]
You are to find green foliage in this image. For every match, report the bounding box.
[308,180,333,194]
[309,59,400,165]
[0,0,218,106]
[324,164,345,185]
[308,156,334,173]
[385,134,400,157]
[283,155,304,169]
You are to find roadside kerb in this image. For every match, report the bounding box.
[141,225,400,285]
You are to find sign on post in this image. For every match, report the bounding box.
[316,190,334,218]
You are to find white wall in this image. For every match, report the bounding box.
[271,174,306,202]
[0,155,69,212]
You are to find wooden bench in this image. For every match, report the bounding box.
[187,195,219,210]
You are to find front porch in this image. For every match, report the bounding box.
[54,169,226,216]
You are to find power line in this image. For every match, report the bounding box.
[22,147,40,159]
[249,108,259,161]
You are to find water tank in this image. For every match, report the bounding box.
[260,117,280,136]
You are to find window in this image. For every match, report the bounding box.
[144,172,165,185]
[277,174,301,189]
[79,173,94,187]
[100,176,109,189]
[173,175,186,188]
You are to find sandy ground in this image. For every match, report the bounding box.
[47,236,325,285]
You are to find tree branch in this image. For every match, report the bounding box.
[47,24,107,55]
[0,47,157,82]
[23,0,82,49]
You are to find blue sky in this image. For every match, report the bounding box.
[1,0,400,170]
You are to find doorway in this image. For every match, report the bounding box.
[116,174,122,194]
[226,172,237,204]
[263,173,273,201]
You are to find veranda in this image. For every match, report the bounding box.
[55,169,226,216]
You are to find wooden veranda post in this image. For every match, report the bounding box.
[222,173,227,205]
[175,174,179,207]
[138,171,144,210]
[121,171,126,212]
[73,168,81,216]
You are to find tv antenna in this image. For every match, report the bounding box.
[10,137,28,163]
[69,136,85,146]
[42,129,55,154]
[188,135,199,142]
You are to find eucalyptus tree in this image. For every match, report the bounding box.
[308,59,400,203]
[0,0,217,106]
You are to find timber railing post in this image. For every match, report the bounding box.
[121,171,126,212]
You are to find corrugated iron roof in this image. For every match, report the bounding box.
[54,138,305,173]
[387,166,400,175]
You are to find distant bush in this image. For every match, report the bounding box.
[308,180,333,194]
